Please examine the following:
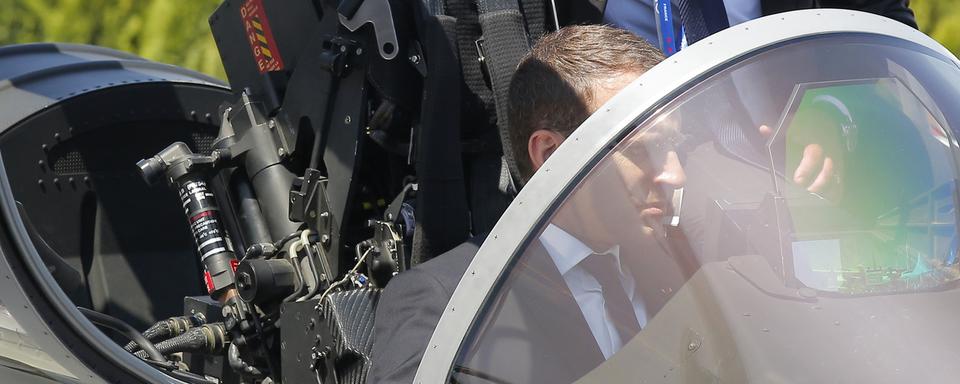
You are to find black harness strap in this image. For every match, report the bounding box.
[475,0,538,189]
[409,0,471,265]
[519,0,547,39]
[445,0,496,136]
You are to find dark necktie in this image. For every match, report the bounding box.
[676,0,731,44]
[579,253,642,348]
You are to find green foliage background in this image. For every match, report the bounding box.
[0,0,958,81]
[0,0,226,79]
[912,0,960,53]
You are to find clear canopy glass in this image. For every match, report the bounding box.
[449,34,960,383]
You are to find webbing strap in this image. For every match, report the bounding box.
[409,4,471,264]
[476,0,537,189]
[445,0,496,137]
[519,0,547,40]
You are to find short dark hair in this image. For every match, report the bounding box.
[507,25,664,181]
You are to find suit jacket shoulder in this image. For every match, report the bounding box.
[761,0,917,28]
[367,236,484,384]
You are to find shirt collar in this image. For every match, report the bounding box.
[540,224,621,276]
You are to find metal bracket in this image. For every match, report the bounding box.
[475,38,486,66]
[338,0,399,60]
[217,92,295,171]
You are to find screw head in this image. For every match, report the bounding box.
[344,115,352,124]
[278,148,286,157]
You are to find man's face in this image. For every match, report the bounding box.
[571,120,687,247]
[538,71,687,248]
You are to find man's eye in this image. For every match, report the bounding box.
[623,145,651,162]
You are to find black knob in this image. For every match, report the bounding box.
[236,259,297,304]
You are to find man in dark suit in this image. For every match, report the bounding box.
[447,136,693,382]
[368,25,671,384]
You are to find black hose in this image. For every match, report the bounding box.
[273,231,303,252]
[134,323,228,359]
[78,307,166,363]
[124,314,206,352]
[123,320,169,352]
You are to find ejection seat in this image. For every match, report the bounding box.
[307,0,606,382]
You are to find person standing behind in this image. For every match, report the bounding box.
[602,0,917,55]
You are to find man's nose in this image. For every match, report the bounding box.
[654,151,686,188]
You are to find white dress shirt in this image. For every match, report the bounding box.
[539,224,648,359]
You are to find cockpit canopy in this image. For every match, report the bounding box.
[449,27,960,384]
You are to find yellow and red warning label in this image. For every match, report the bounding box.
[241,0,284,73]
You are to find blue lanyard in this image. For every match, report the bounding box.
[654,0,685,56]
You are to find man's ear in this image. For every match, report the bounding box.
[527,129,566,173]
